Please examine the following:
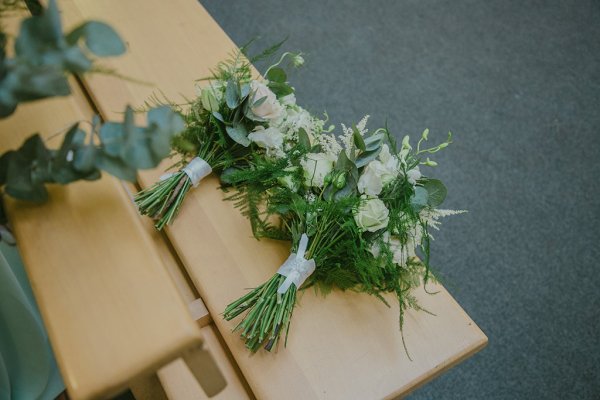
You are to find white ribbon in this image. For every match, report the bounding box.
[182,157,212,187]
[276,234,316,294]
[160,157,212,186]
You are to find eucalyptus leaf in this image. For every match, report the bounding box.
[95,153,137,182]
[410,186,429,212]
[423,178,447,207]
[66,21,126,57]
[364,132,384,151]
[225,79,239,109]
[240,83,251,100]
[212,111,225,122]
[225,124,251,147]
[355,148,381,168]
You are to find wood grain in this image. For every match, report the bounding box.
[58,0,488,398]
[0,81,202,399]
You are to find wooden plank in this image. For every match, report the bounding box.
[59,0,488,398]
[0,81,202,398]
[158,325,251,400]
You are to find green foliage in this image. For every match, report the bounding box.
[0,0,125,117]
[0,106,184,202]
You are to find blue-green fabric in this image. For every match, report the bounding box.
[0,242,64,400]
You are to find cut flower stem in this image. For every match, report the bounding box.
[223,273,297,352]
[135,171,193,230]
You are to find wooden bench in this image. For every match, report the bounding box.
[1,12,249,399]
[58,0,488,399]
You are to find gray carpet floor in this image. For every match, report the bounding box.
[199,0,600,398]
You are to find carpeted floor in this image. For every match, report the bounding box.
[199,1,600,398]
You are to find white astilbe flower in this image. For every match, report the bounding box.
[340,115,370,156]
[318,133,342,156]
[416,209,467,241]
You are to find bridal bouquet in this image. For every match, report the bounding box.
[222,113,459,352]
[135,46,307,229]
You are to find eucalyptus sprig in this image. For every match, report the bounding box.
[0,0,126,117]
[0,106,184,202]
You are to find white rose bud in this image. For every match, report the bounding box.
[354,197,390,232]
[300,152,335,188]
[250,80,283,121]
[406,167,422,185]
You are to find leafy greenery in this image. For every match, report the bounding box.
[0,1,185,203]
[0,106,184,202]
[0,0,125,117]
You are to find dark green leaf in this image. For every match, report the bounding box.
[352,125,366,152]
[297,128,311,151]
[267,81,293,97]
[266,67,287,83]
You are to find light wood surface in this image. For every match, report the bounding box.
[158,325,252,400]
[59,0,488,398]
[122,182,250,400]
[0,82,202,399]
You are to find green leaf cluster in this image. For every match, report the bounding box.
[0,0,125,117]
[0,106,184,202]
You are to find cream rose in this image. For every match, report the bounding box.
[354,197,390,232]
[300,152,335,188]
[249,80,283,121]
[248,126,284,157]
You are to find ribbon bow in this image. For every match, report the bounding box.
[277,234,316,294]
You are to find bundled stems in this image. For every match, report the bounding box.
[223,273,297,352]
[135,171,193,230]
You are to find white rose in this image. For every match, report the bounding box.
[300,152,335,188]
[250,80,283,121]
[248,126,284,157]
[357,149,400,196]
[354,197,390,232]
